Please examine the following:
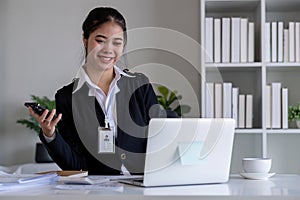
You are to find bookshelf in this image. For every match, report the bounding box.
[200,0,300,158]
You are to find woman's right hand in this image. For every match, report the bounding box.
[28,107,62,137]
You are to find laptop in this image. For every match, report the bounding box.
[119,118,235,187]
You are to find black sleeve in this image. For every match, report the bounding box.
[39,86,88,171]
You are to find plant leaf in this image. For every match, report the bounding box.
[176,95,183,100]
[180,105,192,114]
[166,91,177,106]
[157,86,169,99]
[155,86,191,116]
[157,96,167,109]
[16,119,40,134]
[173,106,182,117]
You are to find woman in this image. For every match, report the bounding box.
[29,7,167,175]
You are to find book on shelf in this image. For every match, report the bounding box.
[214,83,222,118]
[265,22,271,62]
[282,88,288,129]
[266,83,289,129]
[296,22,300,62]
[205,82,258,129]
[223,82,232,118]
[277,21,284,62]
[222,18,230,63]
[246,94,253,128]
[231,17,241,63]
[214,18,221,63]
[289,22,295,62]
[203,17,256,64]
[240,18,248,63]
[238,94,245,128]
[284,29,289,62]
[232,87,239,128]
[205,82,214,118]
[248,22,255,62]
[266,85,271,129]
[271,22,277,62]
[271,82,281,129]
[205,17,214,63]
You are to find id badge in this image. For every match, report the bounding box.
[98,127,115,153]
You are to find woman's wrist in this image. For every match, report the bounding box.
[43,131,56,143]
[42,128,55,138]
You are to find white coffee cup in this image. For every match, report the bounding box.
[242,158,272,173]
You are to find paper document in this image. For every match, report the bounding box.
[0,173,58,191]
[55,182,123,191]
[59,177,109,185]
[56,176,123,191]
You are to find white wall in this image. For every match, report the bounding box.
[1,0,85,165]
[0,0,201,166]
[0,0,298,174]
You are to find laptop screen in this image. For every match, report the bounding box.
[142,118,235,186]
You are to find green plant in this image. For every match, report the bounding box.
[288,102,300,122]
[156,85,191,117]
[17,95,56,134]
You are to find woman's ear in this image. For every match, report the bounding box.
[82,34,87,48]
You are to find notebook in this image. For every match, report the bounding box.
[119,118,235,187]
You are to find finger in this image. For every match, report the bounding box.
[46,109,56,122]
[52,113,62,125]
[39,109,49,123]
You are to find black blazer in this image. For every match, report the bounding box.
[39,72,166,175]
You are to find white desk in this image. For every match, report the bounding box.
[0,174,300,200]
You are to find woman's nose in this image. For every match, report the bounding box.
[102,41,113,54]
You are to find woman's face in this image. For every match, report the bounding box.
[84,21,124,72]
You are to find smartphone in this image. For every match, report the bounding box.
[24,102,60,120]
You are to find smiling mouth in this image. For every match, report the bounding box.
[98,56,114,63]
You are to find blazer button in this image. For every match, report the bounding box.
[121,153,126,160]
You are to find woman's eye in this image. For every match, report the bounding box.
[113,42,123,46]
[96,39,105,44]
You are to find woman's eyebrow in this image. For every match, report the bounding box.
[95,34,123,41]
[95,34,107,39]
[114,38,123,41]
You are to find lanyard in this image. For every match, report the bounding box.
[102,84,117,130]
[104,117,110,129]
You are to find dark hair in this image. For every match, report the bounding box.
[82,7,127,45]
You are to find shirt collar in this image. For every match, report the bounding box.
[73,65,134,94]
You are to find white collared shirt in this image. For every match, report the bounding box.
[74,65,134,137]
[75,65,134,175]
[44,65,134,140]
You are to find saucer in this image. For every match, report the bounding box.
[240,172,275,180]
